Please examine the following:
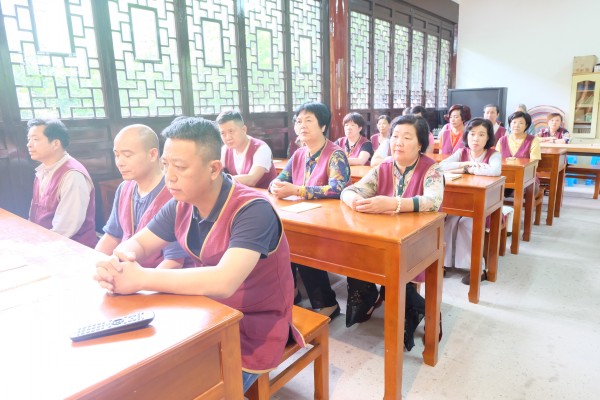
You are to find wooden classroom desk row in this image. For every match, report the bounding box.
[0,208,244,400]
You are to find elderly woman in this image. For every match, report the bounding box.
[439,104,471,155]
[440,118,502,284]
[340,115,444,327]
[537,113,570,144]
[335,112,373,165]
[370,115,391,152]
[270,101,350,320]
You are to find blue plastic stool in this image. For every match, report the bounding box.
[567,155,578,164]
[591,156,600,165]
[566,178,576,187]
[586,179,593,185]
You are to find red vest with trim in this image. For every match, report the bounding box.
[223,137,277,189]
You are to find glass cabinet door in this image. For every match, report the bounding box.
[571,78,599,138]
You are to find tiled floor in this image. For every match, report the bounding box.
[265,185,600,399]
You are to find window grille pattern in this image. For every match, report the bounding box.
[373,19,390,109]
[392,25,409,109]
[108,0,182,117]
[410,30,424,107]
[1,0,105,119]
[349,11,370,110]
[437,38,451,108]
[186,0,239,115]
[289,0,322,107]
[245,0,285,112]
[425,34,438,108]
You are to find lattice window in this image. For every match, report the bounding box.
[245,0,285,113]
[290,0,322,108]
[186,0,239,115]
[108,0,182,117]
[349,11,370,110]
[1,0,105,119]
[392,25,409,109]
[438,38,451,109]
[410,30,424,107]
[373,19,390,109]
[425,34,438,108]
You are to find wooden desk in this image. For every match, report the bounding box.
[540,142,600,156]
[442,174,506,303]
[263,193,444,399]
[274,158,371,183]
[538,148,567,225]
[500,158,538,254]
[0,209,244,400]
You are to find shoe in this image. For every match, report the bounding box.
[294,289,302,305]
[461,269,488,285]
[317,303,340,323]
[373,287,385,308]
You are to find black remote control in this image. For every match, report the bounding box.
[69,311,155,342]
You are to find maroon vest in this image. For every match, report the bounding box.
[497,134,534,158]
[118,179,176,268]
[337,136,369,164]
[173,183,303,372]
[30,158,97,248]
[539,127,567,140]
[371,133,382,151]
[440,124,465,155]
[377,156,437,282]
[458,148,496,163]
[223,137,277,189]
[494,125,507,145]
[291,139,342,186]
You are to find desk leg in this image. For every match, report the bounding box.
[486,207,501,282]
[555,168,565,217]
[468,212,485,304]
[546,164,558,226]
[510,181,523,254]
[383,272,405,399]
[423,255,442,366]
[523,183,534,242]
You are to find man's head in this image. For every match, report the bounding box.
[483,104,500,125]
[216,110,248,152]
[26,119,69,165]
[160,116,223,203]
[113,124,160,181]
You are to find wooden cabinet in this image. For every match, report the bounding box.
[569,73,600,139]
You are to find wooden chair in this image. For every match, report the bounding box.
[565,165,600,199]
[246,306,330,400]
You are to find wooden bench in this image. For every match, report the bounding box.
[565,165,600,199]
[246,305,330,400]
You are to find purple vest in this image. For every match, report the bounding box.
[173,183,303,372]
[336,136,369,163]
[223,137,277,189]
[497,134,534,158]
[440,124,465,155]
[30,158,97,248]
[458,147,496,164]
[118,180,177,268]
[377,155,437,282]
[291,139,342,186]
[493,125,507,145]
[371,133,382,151]
[539,127,567,140]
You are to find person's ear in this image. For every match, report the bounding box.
[148,147,159,161]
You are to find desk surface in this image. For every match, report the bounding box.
[0,209,244,400]
[540,142,600,155]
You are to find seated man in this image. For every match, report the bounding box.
[94,116,302,393]
[95,124,189,268]
[217,110,277,188]
[27,119,97,247]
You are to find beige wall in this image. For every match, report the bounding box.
[455,0,600,126]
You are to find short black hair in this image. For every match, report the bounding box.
[294,101,331,136]
[27,119,70,148]
[216,110,244,126]
[343,112,365,130]
[508,111,532,131]
[161,116,222,162]
[484,104,500,114]
[377,115,391,123]
[390,115,430,153]
[463,118,495,149]
[410,106,427,116]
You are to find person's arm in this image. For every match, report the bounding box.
[96,183,124,255]
[155,257,184,269]
[232,145,272,187]
[529,137,542,160]
[52,171,92,238]
[413,164,444,212]
[157,240,190,269]
[95,233,121,256]
[439,150,463,172]
[469,151,502,176]
[304,150,351,199]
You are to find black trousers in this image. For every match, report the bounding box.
[291,262,337,309]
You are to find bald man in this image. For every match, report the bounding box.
[95,125,189,269]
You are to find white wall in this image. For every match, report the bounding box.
[455,0,600,124]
